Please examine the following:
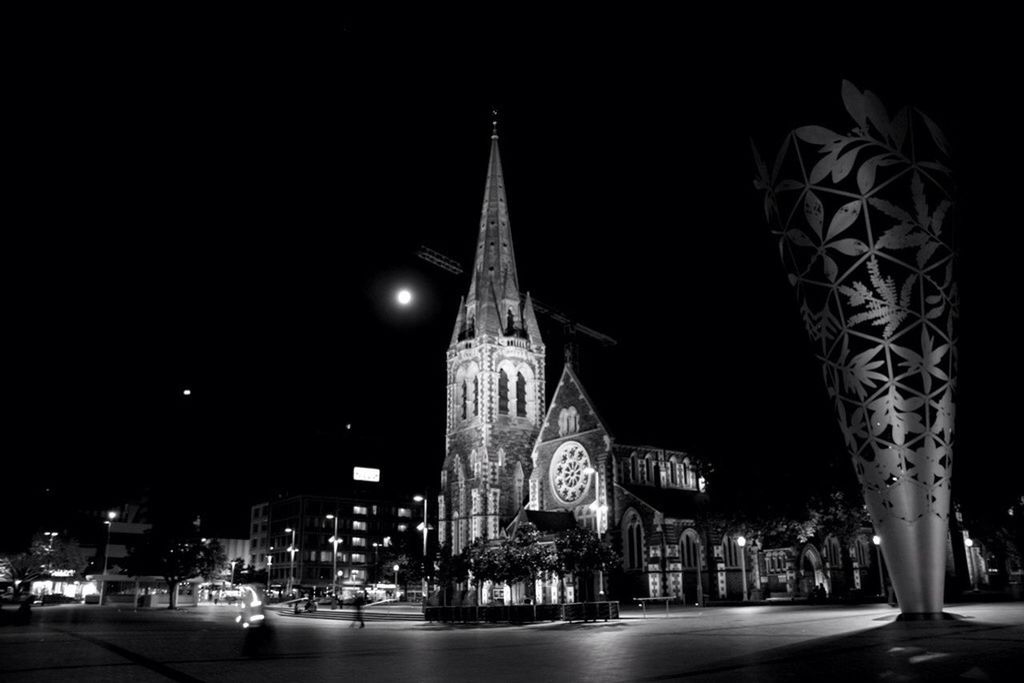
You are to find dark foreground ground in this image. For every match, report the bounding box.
[1,601,1021,682]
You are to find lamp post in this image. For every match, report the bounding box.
[285,527,296,597]
[98,511,117,606]
[230,559,238,586]
[266,554,272,592]
[393,563,400,596]
[413,494,428,602]
[584,466,608,599]
[326,514,339,599]
[872,535,885,598]
[737,536,748,602]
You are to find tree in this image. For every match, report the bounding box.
[128,529,225,609]
[1,534,91,600]
[30,534,89,581]
[462,538,502,604]
[504,523,558,604]
[1,553,42,599]
[555,527,619,602]
[435,542,469,605]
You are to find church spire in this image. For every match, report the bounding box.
[465,116,522,339]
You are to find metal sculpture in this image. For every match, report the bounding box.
[754,81,957,615]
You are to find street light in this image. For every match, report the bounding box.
[99,511,117,606]
[230,559,238,586]
[326,514,339,600]
[393,563,400,595]
[737,536,748,602]
[872,535,885,598]
[584,466,608,599]
[414,494,428,602]
[285,527,297,597]
[266,555,272,591]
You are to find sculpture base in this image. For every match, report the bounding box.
[895,612,958,622]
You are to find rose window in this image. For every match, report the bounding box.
[550,441,591,504]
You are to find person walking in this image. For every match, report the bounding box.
[350,592,365,628]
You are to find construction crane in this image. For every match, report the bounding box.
[415,244,617,368]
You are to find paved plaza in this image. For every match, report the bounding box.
[1,601,1021,681]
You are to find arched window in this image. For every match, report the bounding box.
[461,379,468,420]
[669,457,678,486]
[473,374,479,417]
[624,513,644,569]
[681,529,699,568]
[498,369,509,415]
[645,456,654,484]
[723,536,740,567]
[854,538,869,566]
[516,371,527,417]
[825,537,842,567]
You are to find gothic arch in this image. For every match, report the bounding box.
[722,534,741,567]
[455,366,467,421]
[558,405,580,436]
[799,543,826,595]
[680,528,700,568]
[823,535,843,568]
[465,361,480,418]
[516,362,536,421]
[621,509,645,570]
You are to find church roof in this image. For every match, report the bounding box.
[619,484,708,520]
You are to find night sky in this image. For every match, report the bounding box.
[4,9,1019,550]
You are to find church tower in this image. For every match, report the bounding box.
[438,120,546,554]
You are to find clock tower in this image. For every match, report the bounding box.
[438,121,546,553]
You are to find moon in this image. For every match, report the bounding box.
[396,289,413,305]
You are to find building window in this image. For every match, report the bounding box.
[624,513,644,570]
[574,505,597,533]
[473,374,479,417]
[516,371,527,417]
[398,508,412,518]
[353,505,368,515]
[669,458,678,486]
[353,521,367,531]
[825,537,842,567]
[350,569,363,581]
[352,553,366,563]
[498,369,509,414]
[461,379,468,419]
[397,523,408,532]
[855,539,869,566]
[352,537,366,547]
[681,530,699,568]
[723,536,740,567]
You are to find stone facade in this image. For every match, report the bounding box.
[438,128,546,555]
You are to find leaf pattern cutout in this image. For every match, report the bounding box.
[754,80,958,526]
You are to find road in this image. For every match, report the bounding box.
[1,602,1021,681]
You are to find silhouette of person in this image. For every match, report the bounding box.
[350,592,365,628]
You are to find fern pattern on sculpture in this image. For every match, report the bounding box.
[754,80,957,525]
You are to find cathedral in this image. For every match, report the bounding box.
[436,124,885,604]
